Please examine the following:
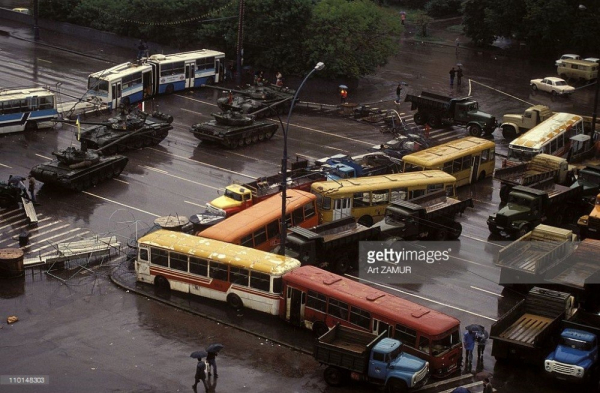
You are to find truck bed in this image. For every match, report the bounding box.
[545,239,600,289]
[499,313,554,346]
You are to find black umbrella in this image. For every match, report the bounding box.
[465,324,484,333]
[206,343,224,353]
[451,387,472,393]
[190,350,208,359]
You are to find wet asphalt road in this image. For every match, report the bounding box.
[0,15,598,393]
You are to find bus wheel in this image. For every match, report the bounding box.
[386,378,408,393]
[155,276,170,291]
[358,215,373,227]
[226,293,244,309]
[313,321,329,338]
[468,124,482,137]
[165,84,175,94]
[25,121,38,132]
[323,366,345,387]
[478,171,486,181]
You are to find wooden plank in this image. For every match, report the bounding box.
[21,197,38,224]
[499,313,553,344]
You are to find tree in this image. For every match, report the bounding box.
[461,0,495,46]
[303,0,401,78]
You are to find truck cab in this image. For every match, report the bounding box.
[207,184,253,217]
[500,105,553,139]
[487,187,547,238]
[451,99,497,136]
[369,338,430,389]
[577,193,600,239]
[376,202,425,240]
[545,328,598,383]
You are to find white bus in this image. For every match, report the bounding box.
[0,87,58,134]
[87,49,225,109]
[135,229,301,315]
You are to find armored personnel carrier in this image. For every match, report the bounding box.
[206,84,296,119]
[61,109,173,154]
[30,146,128,191]
[190,111,279,148]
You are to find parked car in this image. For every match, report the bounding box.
[555,54,580,66]
[530,77,575,96]
[11,8,30,14]
[583,57,600,64]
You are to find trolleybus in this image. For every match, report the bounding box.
[135,229,301,315]
[0,87,58,134]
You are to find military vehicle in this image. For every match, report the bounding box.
[30,146,128,191]
[0,181,23,207]
[205,84,296,118]
[190,111,279,148]
[59,108,173,154]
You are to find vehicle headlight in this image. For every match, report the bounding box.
[575,366,584,377]
[544,360,552,371]
[511,222,520,227]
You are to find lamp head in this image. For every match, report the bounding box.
[314,62,325,71]
[579,4,587,10]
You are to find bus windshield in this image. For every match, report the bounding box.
[88,77,109,93]
[431,330,461,356]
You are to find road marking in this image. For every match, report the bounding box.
[471,286,503,297]
[35,153,53,160]
[0,162,11,168]
[282,121,375,146]
[414,373,473,391]
[449,254,499,270]
[181,108,205,116]
[113,178,129,184]
[347,274,497,322]
[82,191,161,218]
[175,95,218,107]
[36,231,92,255]
[139,165,220,190]
[184,200,207,207]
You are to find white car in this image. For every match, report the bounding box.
[530,77,575,96]
[583,57,600,64]
[555,54,580,67]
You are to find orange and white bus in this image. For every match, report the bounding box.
[311,170,457,227]
[401,137,495,187]
[280,266,462,378]
[135,229,301,314]
[198,189,318,251]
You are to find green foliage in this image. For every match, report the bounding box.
[303,0,401,78]
[424,0,462,18]
[461,0,495,46]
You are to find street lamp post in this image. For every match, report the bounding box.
[279,62,325,256]
[579,4,598,136]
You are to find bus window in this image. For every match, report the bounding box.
[209,262,228,281]
[152,248,168,267]
[390,188,408,202]
[452,158,461,173]
[189,257,208,276]
[139,248,149,261]
[349,307,371,330]
[481,149,489,162]
[230,267,249,286]
[292,207,304,225]
[419,337,431,354]
[304,202,315,219]
[306,290,327,312]
[253,227,267,245]
[353,192,368,207]
[445,185,454,196]
[395,324,417,347]
[427,183,443,193]
[461,155,472,170]
[273,277,283,294]
[196,57,215,70]
[285,214,293,229]
[550,138,557,154]
[328,297,349,320]
[241,234,253,247]
[411,189,426,199]
[443,161,453,173]
[170,252,188,272]
[371,189,389,205]
[557,135,564,150]
[250,272,270,292]
[266,220,280,239]
[432,329,460,355]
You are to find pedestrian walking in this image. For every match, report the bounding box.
[340,88,348,103]
[457,66,463,86]
[463,328,475,366]
[395,83,403,103]
[476,329,488,360]
[455,37,460,54]
[226,63,234,81]
[275,71,283,87]
[401,13,406,25]
[192,358,208,392]
[449,67,456,87]
[27,175,37,204]
[482,377,493,393]
[207,351,218,378]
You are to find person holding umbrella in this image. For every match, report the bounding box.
[463,326,476,367]
[205,343,223,378]
[476,327,489,360]
[190,350,208,392]
[339,85,348,103]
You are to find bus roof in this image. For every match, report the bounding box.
[138,229,301,275]
[284,266,460,336]
[147,49,225,63]
[199,189,315,243]
[311,170,456,194]
[510,112,583,150]
[402,137,495,167]
[0,87,54,99]
[88,62,152,81]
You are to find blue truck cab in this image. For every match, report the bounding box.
[369,337,430,389]
[545,328,598,383]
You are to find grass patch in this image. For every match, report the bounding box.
[447,24,464,33]
[414,34,445,42]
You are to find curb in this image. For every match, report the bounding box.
[108,265,312,357]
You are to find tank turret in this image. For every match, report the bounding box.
[204,84,296,119]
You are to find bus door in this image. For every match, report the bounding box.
[142,70,152,99]
[214,58,222,83]
[185,61,196,88]
[333,197,352,220]
[373,319,391,337]
[111,81,122,109]
[286,286,305,325]
[470,155,480,184]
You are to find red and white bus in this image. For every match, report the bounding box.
[198,189,318,252]
[280,265,462,378]
[135,229,301,314]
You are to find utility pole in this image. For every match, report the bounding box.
[236,0,244,86]
[33,0,40,40]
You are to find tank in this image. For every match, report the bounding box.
[190,111,279,149]
[207,84,296,119]
[30,146,128,191]
[63,108,174,155]
[0,181,23,208]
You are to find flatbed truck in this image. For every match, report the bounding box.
[314,324,429,392]
[490,287,575,364]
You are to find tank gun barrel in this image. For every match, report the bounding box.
[54,119,113,127]
[201,84,251,96]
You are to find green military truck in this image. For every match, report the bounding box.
[404,91,497,136]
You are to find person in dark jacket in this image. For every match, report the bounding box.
[483,377,493,393]
[463,328,475,366]
[449,67,456,86]
[207,351,218,378]
[457,66,463,86]
[192,358,208,392]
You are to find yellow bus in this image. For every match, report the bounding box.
[401,137,495,187]
[507,113,585,163]
[135,229,301,314]
[310,170,457,226]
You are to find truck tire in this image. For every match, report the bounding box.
[413,112,426,125]
[433,228,448,241]
[333,253,350,274]
[512,225,529,240]
[468,124,483,137]
[502,124,517,139]
[386,378,408,393]
[448,222,462,239]
[324,366,345,386]
[358,215,373,227]
[427,114,440,128]
[313,321,329,338]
